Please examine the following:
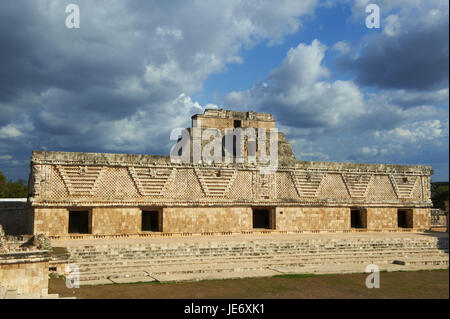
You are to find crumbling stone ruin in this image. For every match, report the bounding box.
[0,228,53,298]
[0,228,51,253]
[27,109,433,238]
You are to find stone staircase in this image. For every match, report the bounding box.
[52,234,449,285]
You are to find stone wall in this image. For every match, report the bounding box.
[0,251,49,296]
[413,208,431,230]
[33,208,68,236]
[366,208,397,230]
[32,205,431,236]
[431,208,447,226]
[0,200,30,235]
[163,207,252,233]
[28,160,432,208]
[92,207,141,234]
[275,207,350,231]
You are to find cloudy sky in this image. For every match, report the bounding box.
[0,0,448,182]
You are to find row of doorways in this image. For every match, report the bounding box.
[67,209,275,234]
[142,210,275,231]
[68,210,163,234]
[351,209,413,229]
[67,208,414,234]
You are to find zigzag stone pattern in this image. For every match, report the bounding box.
[194,168,237,197]
[291,171,326,198]
[56,165,104,196]
[128,167,175,196]
[389,175,419,199]
[342,173,373,198]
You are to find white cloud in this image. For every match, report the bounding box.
[375,120,446,144]
[92,93,219,153]
[155,26,183,40]
[0,125,22,139]
[0,155,13,160]
[383,14,401,37]
[223,36,447,179]
[0,0,326,170]
[332,41,351,54]
[0,1,447,181]
[225,39,365,129]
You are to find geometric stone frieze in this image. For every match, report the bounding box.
[56,165,104,196]
[194,168,237,197]
[389,175,420,199]
[342,173,374,198]
[128,167,176,196]
[290,171,326,198]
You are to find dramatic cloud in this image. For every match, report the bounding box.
[0,0,447,182]
[340,0,449,90]
[0,0,318,179]
[225,40,367,129]
[224,37,448,179]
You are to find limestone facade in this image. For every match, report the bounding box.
[28,110,433,237]
[0,251,49,296]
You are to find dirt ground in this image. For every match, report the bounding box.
[49,269,449,299]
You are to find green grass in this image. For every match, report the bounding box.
[273,273,317,279]
[50,247,68,255]
[49,269,449,299]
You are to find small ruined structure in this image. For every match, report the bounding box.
[0,228,52,298]
[27,109,432,238]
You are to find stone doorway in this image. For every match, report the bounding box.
[68,211,90,234]
[350,208,367,229]
[398,209,413,228]
[252,208,274,229]
[142,210,162,232]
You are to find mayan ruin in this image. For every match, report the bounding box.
[27,109,434,237]
[0,0,448,304]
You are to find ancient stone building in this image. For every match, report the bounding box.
[28,109,432,238]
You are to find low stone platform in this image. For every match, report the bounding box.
[1,287,73,299]
[50,232,449,285]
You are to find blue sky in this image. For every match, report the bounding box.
[195,2,370,103]
[0,0,448,182]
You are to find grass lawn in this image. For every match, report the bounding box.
[49,269,449,299]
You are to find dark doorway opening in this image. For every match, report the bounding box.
[68,211,90,234]
[351,209,366,228]
[233,135,238,157]
[253,209,271,229]
[233,120,242,128]
[398,209,413,228]
[142,211,161,232]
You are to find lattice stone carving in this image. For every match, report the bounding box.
[290,171,326,198]
[342,173,373,198]
[256,172,276,199]
[422,176,431,201]
[389,175,419,199]
[56,165,104,196]
[194,168,237,197]
[128,167,176,196]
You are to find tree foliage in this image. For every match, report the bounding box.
[0,170,28,198]
[431,182,449,211]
